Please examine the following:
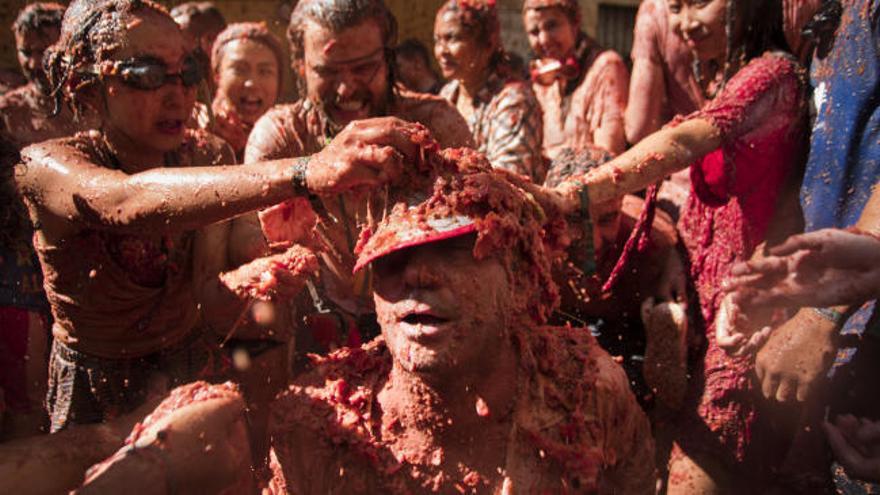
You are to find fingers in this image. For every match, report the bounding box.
[776,376,798,402]
[761,369,780,399]
[344,117,422,162]
[769,231,831,257]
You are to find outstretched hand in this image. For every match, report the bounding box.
[714,293,774,356]
[305,117,426,195]
[725,229,880,309]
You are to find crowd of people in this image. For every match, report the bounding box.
[0,0,876,493]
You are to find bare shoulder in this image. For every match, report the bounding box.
[245,101,314,163]
[19,131,103,171]
[592,50,628,75]
[394,90,474,148]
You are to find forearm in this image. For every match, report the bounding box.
[78,158,299,232]
[560,118,720,206]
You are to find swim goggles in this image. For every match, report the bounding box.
[93,53,203,91]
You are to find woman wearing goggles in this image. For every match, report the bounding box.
[17,0,422,453]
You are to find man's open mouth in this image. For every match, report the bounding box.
[402,313,449,326]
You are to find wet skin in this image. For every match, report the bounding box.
[372,234,513,379]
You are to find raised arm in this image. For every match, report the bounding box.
[558,117,721,207]
[17,117,422,234]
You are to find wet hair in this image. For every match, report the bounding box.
[211,22,285,87]
[12,2,65,38]
[521,0,581,26]
[395,38,432,68]
[43,0,173,118]
[287,0,398,92]
[169,1,226,37]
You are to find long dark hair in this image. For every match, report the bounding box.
[699,0,789,92]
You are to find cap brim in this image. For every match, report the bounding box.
[353,214,476,273]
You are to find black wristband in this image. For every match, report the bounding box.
[291,156,310,196]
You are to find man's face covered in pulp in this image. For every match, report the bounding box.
[372,234,515,378]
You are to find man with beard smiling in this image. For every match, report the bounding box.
[267,148,655,494]
[245,0,473,354]
[0,3,97,148]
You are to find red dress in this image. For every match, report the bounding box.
[677,53,807,466]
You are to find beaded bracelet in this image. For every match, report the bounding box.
[811,307,847,326]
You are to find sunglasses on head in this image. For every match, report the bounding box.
[99,54,203,91]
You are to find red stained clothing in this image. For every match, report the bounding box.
[630,0,704,120]
[20,129,233,359]
[533,36,629,159]
[677,53,808,464]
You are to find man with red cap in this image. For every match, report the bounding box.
[266,148,655,493]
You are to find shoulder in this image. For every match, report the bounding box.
[272,338,392,434]
[395,89,459,120]
[245,101,314,163]
[497,79,539,103]
[438,80,458,102]
[730,52,805,93]
[258,101,309,128]
[21,130,102,162]
[591,50,628,75]
[394,91,474,148]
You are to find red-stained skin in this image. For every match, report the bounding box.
[302,19,388,128]
[522,7,578,61]
[15,26,59,90]
[667,0,728,64]
[372,234,513,377]
[214,39,279,126]
[98,11,198,163]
